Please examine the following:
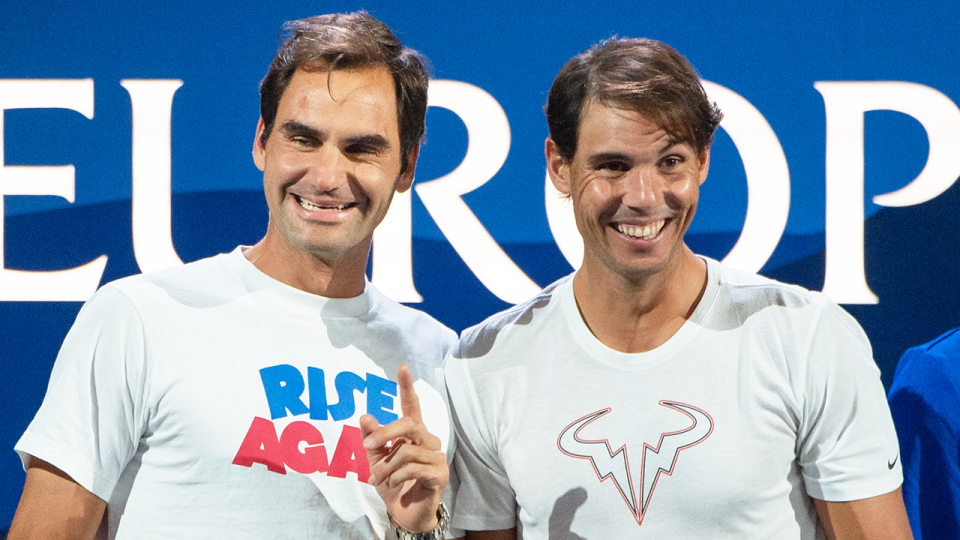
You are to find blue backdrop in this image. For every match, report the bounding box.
[2,0,959,527]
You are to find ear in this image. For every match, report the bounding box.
[252,117,267,172]
[395,142,420,194]
[545,138,572,196]
[697,146,711,186]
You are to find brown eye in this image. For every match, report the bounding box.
[290,135,318,148]
[660,156,684,171]
[661,156,683,168]
[349,145,376,155]
[599,161,629,172]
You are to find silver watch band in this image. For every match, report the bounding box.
[389,502,449,540]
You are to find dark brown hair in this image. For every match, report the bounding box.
[259,11,429,172]
[545,37,722,161]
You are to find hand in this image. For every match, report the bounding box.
[360,364,448,533]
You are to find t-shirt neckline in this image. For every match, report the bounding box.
[560,257,721,369]
[224,246,375,318]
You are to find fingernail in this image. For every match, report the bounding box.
[368,474,378,485]
[363,437,375,449]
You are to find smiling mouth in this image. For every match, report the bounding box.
[295,195,355,213]
[616,219,665,240]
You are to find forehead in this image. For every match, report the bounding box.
[277,67,399,133]
[576,101,679,154]
[577,99,702,157]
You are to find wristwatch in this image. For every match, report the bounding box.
[389,502,450,540]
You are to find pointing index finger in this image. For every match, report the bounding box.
[398,364,422,422]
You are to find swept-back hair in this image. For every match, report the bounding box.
[259,11,429,172]
[545,37,722,160]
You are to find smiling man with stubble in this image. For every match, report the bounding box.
[445,37,912,540]
[10,12,456,540]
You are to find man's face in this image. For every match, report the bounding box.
[253,67,414,264]
[547,101,709,282]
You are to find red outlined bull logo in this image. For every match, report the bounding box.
[557,401,714,526]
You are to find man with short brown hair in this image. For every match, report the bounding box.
[446,37,912,539]
[10,12,454,540]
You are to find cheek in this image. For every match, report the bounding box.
[574,175,609,206]
[269,154,314,185]
[354,162,389,183]
[666,174,701,205]
[572,180,620,234]
[356,167,401,201]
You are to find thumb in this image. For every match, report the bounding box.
[359,413,380,440]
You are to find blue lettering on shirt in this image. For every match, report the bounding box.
[259,365,399,424]
[308,367,328,421]
[328,371,366,421]
[366,373,399,425]
[259,364,310,420]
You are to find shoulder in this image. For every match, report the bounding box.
[903,327,960,362]
[703,260,875,378]
[458,274,571,361]
[366,282,457,342]
[712,259,831,311]
[103,250,238,293]
[365,282,458,360]
[891,327,960,393]
[709,259,860,337]
[97,251,244,311]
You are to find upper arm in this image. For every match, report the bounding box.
[444,358,517,531]
[14,287,148,499]
[796,303,902,501]
[7,458,106,540]
[813,488,913,540]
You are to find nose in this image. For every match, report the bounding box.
[299,145,352,193]
[620,167,661,207]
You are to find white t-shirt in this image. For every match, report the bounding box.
[16,247,458,539]
[446,258,901,539]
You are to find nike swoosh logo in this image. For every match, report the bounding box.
[888,454,899,470]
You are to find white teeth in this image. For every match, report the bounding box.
[297,197,345,212]
[618,220,665,240]
[298,197,321,211]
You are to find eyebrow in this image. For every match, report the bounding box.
[658,139,684,154]
[279,121,322,140]
[343,133,391,152]
[585,140,690,168]
[278,121,391,152]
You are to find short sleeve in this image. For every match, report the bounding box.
[14,285,149,501]
[795,302,903,501]
[444,356,517,531]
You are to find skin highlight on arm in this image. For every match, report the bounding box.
[7,458,106,540]
[813,488,913,540]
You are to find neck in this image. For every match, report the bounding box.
[572,246,707,354]
[243,230,370,299]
